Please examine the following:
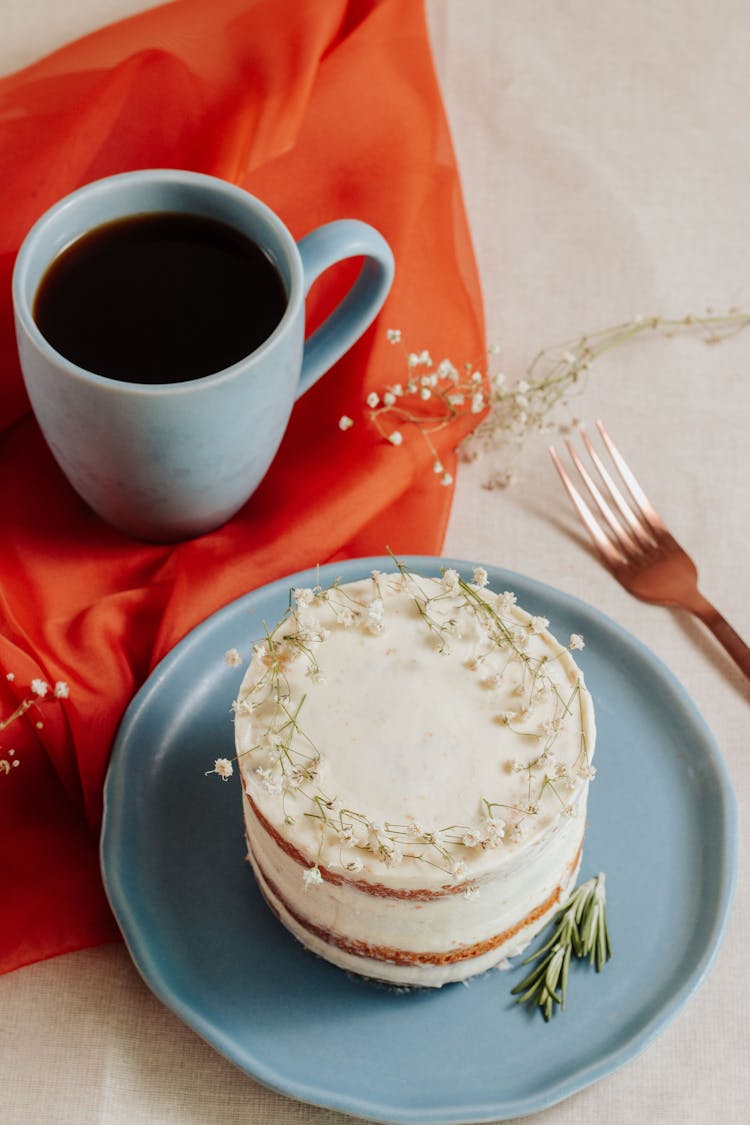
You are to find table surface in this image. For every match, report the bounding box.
[2,2,748,1124]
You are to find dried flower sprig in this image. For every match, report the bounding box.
[339,328,488,487]
[353,310,750,487]
[0,675,70,776]
[463,309,750,487]
[511,872,612,1020]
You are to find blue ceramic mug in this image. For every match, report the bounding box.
[13,169,394,541]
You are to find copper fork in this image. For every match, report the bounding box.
[550,420,750,683]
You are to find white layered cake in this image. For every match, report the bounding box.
[234,565,596,987]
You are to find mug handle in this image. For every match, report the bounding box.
[296,220,394,400]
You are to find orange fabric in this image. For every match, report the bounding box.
[0,0,484,973]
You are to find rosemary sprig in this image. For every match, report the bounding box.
[511,873,611,1020]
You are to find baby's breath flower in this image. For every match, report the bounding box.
[207,758,234,781]
[5,672,15,682]
[482,816,505,848]
[441,568,460,594]
[529,615,550,634]
[338,414,354,431]
[366,392,380,408]
[387,430,403,446]
[30,679,49,698]
[53,681,70,699]
[332,604,355,627]
[224,648,243,667]
[303,865,323,889]
[386,328,401,343]
[569,634,585,651]
[472,566,489,588]
[440,471,453,487]
[452,859,468,881]
[508,822,524,843]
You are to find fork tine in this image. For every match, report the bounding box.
[565,439,642,556]
[596,420,667,534]
[549,446,627,567]
[580,425,658,549]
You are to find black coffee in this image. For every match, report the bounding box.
[33,211,287,383]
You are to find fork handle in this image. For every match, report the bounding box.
[689,594,750,683]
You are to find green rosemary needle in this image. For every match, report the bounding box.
[511,873,611,1020]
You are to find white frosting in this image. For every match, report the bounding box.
[235,568,596,986]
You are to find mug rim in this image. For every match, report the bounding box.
[12,168,304,395]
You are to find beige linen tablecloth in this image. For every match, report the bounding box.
[2,2,748,1122]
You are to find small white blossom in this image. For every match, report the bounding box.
[529,615,549,634]
[303,865,323,889]
[419,386,432,400]
[472,566,489,588]
[388,430,403,446]
[5,672,15,682]
[208,758,234,781]
[437,358,459,380]
[338,414,354,431]
[440,472,453,487]
[224,648,243,667]
[452,859,468,881]
[381,840,404,867]
[462,830,482,848]
[366,391,380,408]
[383,391,396,406]
[346,857,364,873]
[386,328,401,343]
[30,679,49,698]
[53,681,70,699]
[293,587,315,609]
[470,391,485,414]
[482,816,505,848]
[332,604,355,627]
[497,591,517,614]
[569,633,585,650]
[441,568,460,594]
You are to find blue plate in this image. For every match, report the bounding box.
[101,557,737,1124]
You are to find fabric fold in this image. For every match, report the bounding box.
[0,0,485,974]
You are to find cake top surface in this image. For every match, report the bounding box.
[235,565,595,888]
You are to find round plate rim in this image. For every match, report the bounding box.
[101,554,739,1124]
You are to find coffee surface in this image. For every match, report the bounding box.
[33,212,287,383]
